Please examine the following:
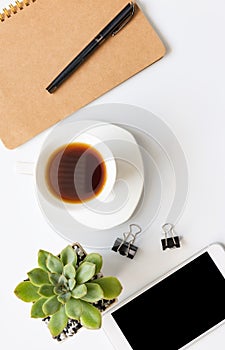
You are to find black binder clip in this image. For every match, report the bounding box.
[112,224,142,259]
[161,223,181,251]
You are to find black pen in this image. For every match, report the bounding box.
[46,2,135,94]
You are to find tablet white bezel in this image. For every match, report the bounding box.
[103,242,225,350]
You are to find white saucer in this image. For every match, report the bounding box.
[66,123,144,229]
[36,103,188,250]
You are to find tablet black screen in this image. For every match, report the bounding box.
[112,252,225,349]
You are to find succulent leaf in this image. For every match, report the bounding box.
[38,284,54,298]
[58,274,67,286]
[60,245,77,267]
[68,278,76,291]
[31,297,47,318]
[38,250,50,271]
[27,268,50,286]
[76,262,96,284]
[79,300,102,329]
[57,292,71,304]
[71,284,87,299]
[83,253,103,275]
[49,273,61,286]
[81,282,104,303]
[46,253,63,274]
[63,263,76,279]
[42,295,61,316]
[14,281,40,302]
[54,285,63,295]
[65,298,82,320]
[92,277,122,300]
[48,306,68,337]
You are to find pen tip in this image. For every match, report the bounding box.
[46,85,57,94]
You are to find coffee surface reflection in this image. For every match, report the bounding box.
[46,143,107,203]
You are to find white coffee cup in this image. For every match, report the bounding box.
[16,131,116,210]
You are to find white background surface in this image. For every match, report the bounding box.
[1,0,225,349]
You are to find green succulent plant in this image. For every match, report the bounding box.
[14,244,122,337]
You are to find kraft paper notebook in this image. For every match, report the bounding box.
[0,0,166,149]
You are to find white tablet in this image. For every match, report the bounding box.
[103,243,225,349]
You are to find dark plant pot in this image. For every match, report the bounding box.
[42,242,116,342]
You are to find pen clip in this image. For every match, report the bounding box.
[111,2,135,36]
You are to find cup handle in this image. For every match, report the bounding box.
[15,161,35,175]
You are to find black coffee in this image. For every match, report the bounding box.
[46,143,107,203]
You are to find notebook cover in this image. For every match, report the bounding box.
[0,0,166,149]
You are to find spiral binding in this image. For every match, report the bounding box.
[0,0,36,22]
